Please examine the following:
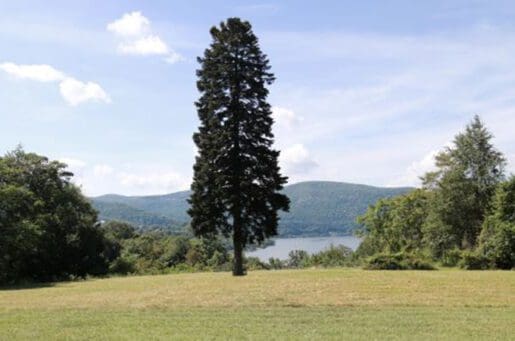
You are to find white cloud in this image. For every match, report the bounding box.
[57,157,87,188]
[59,77,110,106]
[106,11,150,37]
[118,170,190,194]
[388,150,439,187]
[258,26,515,186]
[0,62,110,106]
[107,11,183,62]
[93,164,114,177]
[272,106,301,129]
[164,50,185,64]
[118,35,169,55]
[59,157,87,170]
[0,62,65,82]
[280,144,318,175]
[55,162,190,196]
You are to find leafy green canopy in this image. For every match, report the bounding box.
[422,115,506,255]
[478,176,515,269]
[356,189,431,257]
[357,116,512,269]
[188,18,289,275]
[0,148,111,284]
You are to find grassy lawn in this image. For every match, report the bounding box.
[0,268,514,340]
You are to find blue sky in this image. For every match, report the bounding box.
[1,1,514,196]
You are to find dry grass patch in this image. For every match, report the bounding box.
[0,269,513,340]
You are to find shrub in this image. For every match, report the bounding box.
[459,251,492,270]
[287,250,311,268]
[407,257,437,270]
[440,248,463,267]
[365,253,405,270]
[168,263,197,273]
[268,257,285,270]
[478,220,515,270]
[108,256,136,275]
[365,252,435,270]
[311,245,353,267]
[245,257,268,270]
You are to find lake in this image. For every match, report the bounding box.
[246,236,361,261]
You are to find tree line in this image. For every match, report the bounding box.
[1,17,513,285]
[356,116,514,270]
[1,115,513,285]
[0,148,109,284]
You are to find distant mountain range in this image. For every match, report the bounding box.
[91,181,412,236]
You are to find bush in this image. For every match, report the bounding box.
[108,256,136,275]
[440,248,463,267]
[407,257,437,270]
[478,220,515,270]
[245,257,268,270]
[311,245,353,267]
[268,257,285,270]
[365,253,404,270]
[287,250,311,268]
[487,223,515,269]
[365,252,435,270]
[167,263,197,273]
[459,251,492,270]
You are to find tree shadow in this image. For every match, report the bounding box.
[0,281,56,291]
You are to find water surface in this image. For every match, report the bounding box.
[246,236,361,261]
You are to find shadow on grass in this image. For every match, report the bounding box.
[0,281,56,291]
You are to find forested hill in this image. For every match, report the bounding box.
[280,181,411,236]
[91,181,412,236]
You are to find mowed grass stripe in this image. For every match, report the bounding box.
[0,269,514,340]
[1,307,513,340]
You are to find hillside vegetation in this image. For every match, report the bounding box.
[91,181,411,236]
[1,269,513,340]
[92,201,180,229]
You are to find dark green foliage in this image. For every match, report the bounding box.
[423,115,506,255]
[287,250,310,268]
[310,245,354,267]
[0,148,110,284]
[103,221,233,275]
[440,248,463,267]
[108,256,136,275]
[356,116,510,270]
[244,257,269,270]
[189,18,289,275]
[365,252,435,270]
[91,200,183,232]
[119,233,189,273]
[356,189,431,257]
[91,181,411,236]
[459,251,492,270]
[270,245,356,269]
[102,221,137,240]
[281,182,411,236]
[478,222,514,269]
[475,177,515,269]
[365,253,405,270]
[268,258,285,270]
[92,191,189,229]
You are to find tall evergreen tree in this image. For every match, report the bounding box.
[188,18,290,276]
[422,116,506,255]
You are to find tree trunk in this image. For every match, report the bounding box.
[232,217,245,276]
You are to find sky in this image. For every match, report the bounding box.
[1,0,515,196]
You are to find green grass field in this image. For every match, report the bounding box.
[1,269,514,340]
